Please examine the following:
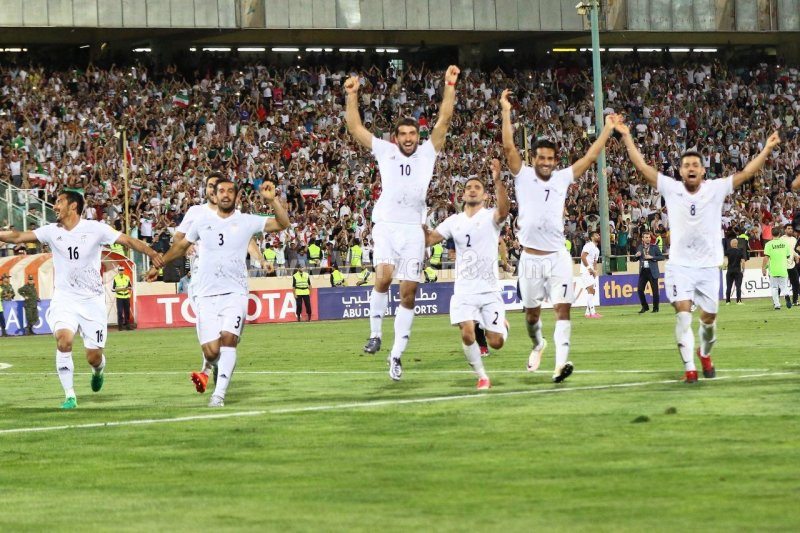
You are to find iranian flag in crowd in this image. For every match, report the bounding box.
[172,91,189,108]
[301,186,321,199]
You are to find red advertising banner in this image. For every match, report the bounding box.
[136,289,318,329]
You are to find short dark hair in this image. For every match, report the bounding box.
[680,151,703,164]
[393,117,419,136]
[772,226,784,237]
[533,139,557,153]
[61,190,85,216]
[207,172,223,184]
[215,178,238,195]
[465,177,486,190]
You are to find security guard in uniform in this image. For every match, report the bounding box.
[307,240,322,269]
[292,265,312,322]
[330,264,346,287]
[355,267,372,286]
[430,242,444,269]
[109,241,126,255]
[0,273,13,336]
[112,266,133,330]
[17,275,39,335]
[348,239,362,272]
[423,265,438,283]
[262,242,277,277]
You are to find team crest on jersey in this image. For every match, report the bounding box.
[80,234,87,243]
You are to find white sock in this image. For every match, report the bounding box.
[463,342,488,379]
[772,286,780,307]
[675,312,695,371]
[56,350,75,399]
[212,347,237,399]
[201,353,213,376]
[92,354,106,375]
[553,320,572,368]
[390,305,415,359]
[699,321,716,357]
[587,301,595,315]
[527,319,544,349]
[369,290,389,338]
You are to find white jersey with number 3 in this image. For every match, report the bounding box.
[657,173,732,267]
[434,207,502,295]
[580,241,599,275]
[514,166,574,252]
[371,137,438,225]
[186,210,267,297]
[33,220,121,300]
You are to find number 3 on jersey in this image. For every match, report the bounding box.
[218,233,224,246]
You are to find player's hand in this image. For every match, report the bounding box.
[444,65,460,85]
[500,89,512,113]
[260,180,277,202]
[150,252,165,269]
[145,267,159,282]
[344,76,360,95]
[612,115,630,136]
[251,260,262,269]
[765,131,781,151]
[490,158,501,181]
[604,113,617,130]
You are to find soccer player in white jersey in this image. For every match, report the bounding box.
[580,231,601,318]
[345,65,460,381]
[0,190,163,409]
[615,117,780,383]
[175,172,263,394]
[501,89,618,383]
[424,159,510,390]
[148,178,289,407]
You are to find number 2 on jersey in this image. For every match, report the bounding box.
[465,234,471,247]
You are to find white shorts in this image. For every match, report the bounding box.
[46,296,108,349]
[517,249,575,308]
[770,275,789,293]
[579,272,597,290]
[194,293,248,345]
[449,292,506,334]
[372,222,424,282]
[664,264,720,314]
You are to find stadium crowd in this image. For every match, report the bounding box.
[1,54,799,269]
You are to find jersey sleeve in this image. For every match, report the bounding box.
[245,214,268,235]
[419,139,439,158]
[371,137,394,160]
[556,167,575,187]
[176,206,196,234]
[486,207,503,229]
[185,220,201,244]
[434,216,454,241]
[715,176,734,198]
[96,221,122,246]
[656,173,680,196]
[32,224,53,246]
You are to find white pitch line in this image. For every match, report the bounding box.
[0,410,266,435]
[0,363,12,371]
[0,372,794,436]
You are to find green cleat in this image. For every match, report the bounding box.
[91,371,104,392]
[61,397,77,409]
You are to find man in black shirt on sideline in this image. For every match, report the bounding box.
[724,238,746,304]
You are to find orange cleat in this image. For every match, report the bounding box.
[684,370,698,383]
[191,371,209,393]
[477,377,491,390]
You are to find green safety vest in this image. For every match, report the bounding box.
[350,245,362,267]
[565,239,572,252]
[308,243,322,264]
[430,243,443,266]
[262,248,277,265]
[655,235,664,252]
[358,269,370,283]
[114,274,131,299]
[109,242,125,254]
[424,267,438,282]
[331,270,345,286]
[293,271,310,295]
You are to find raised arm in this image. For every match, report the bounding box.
[571,113,616,177]
[423,225,445,247]
[614,117,658,188]
[116,233,164,268]
[430,65,460,152]
[259,181,290,233]
[500,89,522,175]
[491,158,510,223]
[344,76,373,150]
[0,230,39,244]
[733,132,781,188]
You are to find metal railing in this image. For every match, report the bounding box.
[0,181,57,231]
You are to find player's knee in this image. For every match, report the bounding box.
[219,332,238,347]
[56,340,73,352]
[488,335,504,350]
[461,331,476,345]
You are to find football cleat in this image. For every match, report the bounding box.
[552,362,574,383]
[479,346,490,357]
[191,372,209,394]
[388,355,403,381]
[477,377,491,390]
[208,395,225,408]
[698,349,716,379]
[786,296,793,309]
[527,339,547,372]
[684,370,699,383]
[363,337,381,355]
[61,397,77,409]
[90,371,104,393]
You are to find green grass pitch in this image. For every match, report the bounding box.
[0,299,798,532]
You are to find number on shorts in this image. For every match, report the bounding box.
[466,234,472,247]
[399,164,411,176]
[68,246,79,260]
[492,312,499,325]
[96,330,103,343]
[544,189,550,201]
[218,233,225,246]
[562,284,568,297]
[673,285,677,297]
[234,316,242,329]
[690,204,696,216]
